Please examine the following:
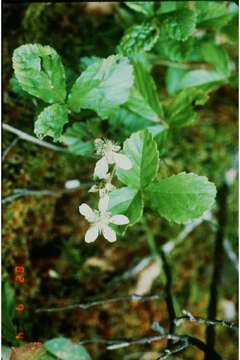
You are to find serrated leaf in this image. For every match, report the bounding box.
[117,23,159,57]
[117,130,159,189]
[176,70,226,90]
[165,67,187,95]
[13,44,66,104]
[108,187,143,225]
[68,55,133,119]
[146,173,216,223]
[133,60,164,118]
[161,9,197,41]
[79,56,102,71]
[9,343,55,360]
[196,2,233,29]
[62,123,94,156]
[147,125,169,156]
[157,1,187,14]
[34,104,68,142]
[125,2,154,17]
[156,35,194,62]
[201,42,231,77]
[44,337,91,360]
[125,87,159,123]
[165,88,209,128]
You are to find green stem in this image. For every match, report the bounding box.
[143,219,161,268]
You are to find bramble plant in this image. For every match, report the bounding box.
[12,40,217,242]
[5,1,238,359]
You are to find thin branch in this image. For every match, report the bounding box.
[79,334,224,360]
[205,184,228,357]
[159,248,176,337]
[2,137,19,161]
[157,340,188,360]
[223,238,238,272]
[2,184,93,204]
[35,293,164,313]
[175,310,237,330]
[3,123,66,152]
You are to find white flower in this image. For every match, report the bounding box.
[79,196,129,243]
[94,139,132,179]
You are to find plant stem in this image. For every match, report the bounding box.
[143,221,161,268]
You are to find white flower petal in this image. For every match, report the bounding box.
[102,225,117,242]
[110,214,129,225]
[113,153,132,170]
[85,226,99,243]
[79,203,95,221]
[94,156,109,179]
[98,195,109,213]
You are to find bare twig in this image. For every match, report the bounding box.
[205,184,228,357]
[3,123,66,152]
[2,184,93,205]
[223,238,238,272]
[79,334,224,360]
[35,293,164,313]
[2,137,19,160]
[175,310,237,330]
[157,339,188,359]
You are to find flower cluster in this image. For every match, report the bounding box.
[79,139,132,243]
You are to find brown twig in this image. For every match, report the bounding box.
[35,293,165,313]
[175,310,237,330]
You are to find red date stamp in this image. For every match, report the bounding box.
[14,265,25,340]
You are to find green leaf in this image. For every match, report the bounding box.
[161,9,197,41]
[133,60,164,118]
[174,69,226,91]
[34,104,68,142]
[125,2,154,17]
[201,42,231,77]
[2,281,16,342]
[196,2,234,29]
[117,129,159,189]
[157,1,187,14]
[146,173,216,223]
[44,337,91,360]
[165,88,209,128]
[79,56,102,71]
[108,187,143,225]
[156,35,194,62]
[2,346,11,360]
[125,87,159,123]
[13,44,66,104]
[62,123,94,156]
[117,23,159,57]
[165,67,187,95]
[147,125,169,156]
[68,55,133,119]
[166,67,225,95]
